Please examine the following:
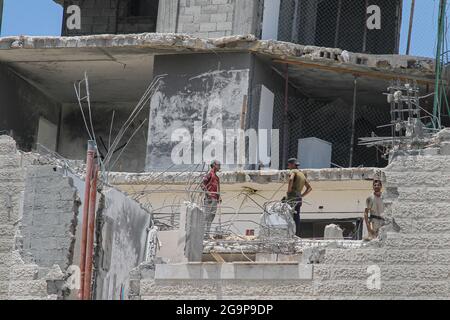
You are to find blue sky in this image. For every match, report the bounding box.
[1,0,62,37]
[0,0,446,57]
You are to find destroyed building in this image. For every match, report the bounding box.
[1,0,450,301]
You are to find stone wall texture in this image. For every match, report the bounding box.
[0,136,79,300]
[132,129,450,300]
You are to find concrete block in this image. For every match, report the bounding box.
[234,264,263,279]
[199,22,217,32]
[212,0,229,4]
[8,280,47,296]
[210,13,227,22]
[216,21,232,31]
[10,265,39,280]
[155,263,202,280]
[178,15,195,23]
[184,5,202,15]
[324,224,344,240]
[216,4,234,13]
[208,31,226,38]
[201,4,218,14]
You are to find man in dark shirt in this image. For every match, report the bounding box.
[201,160,222,237]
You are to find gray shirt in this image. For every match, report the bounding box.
[366,194,384,218]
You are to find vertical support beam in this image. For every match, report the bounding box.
[0,0,4,35]
[83,163,99,300]
[334,0,342,48]
[78,140,96,299]
[349,77,358,168]
[282,63,289,169]
[362,0,369,53]
[406,0,416,55]
[156,0,179,33]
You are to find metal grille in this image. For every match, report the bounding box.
[273,87,391,168]
[277,0,446,58]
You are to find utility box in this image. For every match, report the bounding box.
[298,137,332,169]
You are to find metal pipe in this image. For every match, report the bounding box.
[282,63,289,169]
[78,140,96,300]
[362,0,369,53]
[406,0,416,55]
[83,163,99,300]
[0,0,4,36]
[349,77,358,168]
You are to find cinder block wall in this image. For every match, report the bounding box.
[0,136,80,300]
[177,0,235,38]
[59,0,260,37]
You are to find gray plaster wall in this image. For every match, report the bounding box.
[58,102,148,172]
[20,166,79,270]
[0,136,59,300]
[0,64,61,152]
[94,187,151,300]
[146,53,252,171]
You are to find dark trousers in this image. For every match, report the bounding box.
[288,197,302,237]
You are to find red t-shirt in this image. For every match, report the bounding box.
[203,171,220,200]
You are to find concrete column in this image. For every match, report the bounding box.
[156,0,179,33]
[176,203,204,263]
[232,0,259,35]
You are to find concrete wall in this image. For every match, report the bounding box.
[146,53,251,171]
[94,187,151,300]
[0,64,61,152]
[20,166,79,270]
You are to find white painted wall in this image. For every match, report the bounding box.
[37,117,57,151]
[258,85,274,167]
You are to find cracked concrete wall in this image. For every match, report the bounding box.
[0,136,82,300]
[20,165,79,270]
[94,187,151,300]
[130,129,450,300]
[0,136,61,300]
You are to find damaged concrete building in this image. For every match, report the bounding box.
[1,0,449,300]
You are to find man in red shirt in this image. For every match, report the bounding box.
[201,160,222,237]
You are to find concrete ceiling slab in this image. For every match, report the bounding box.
[1,47,155,103]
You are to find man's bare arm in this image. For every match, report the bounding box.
[364,208,373,234]
[301,180,312,198]
[287,173,295,193]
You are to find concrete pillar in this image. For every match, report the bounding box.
[176,203,204,262]
[233,0,259,36]
[156,0,179,33]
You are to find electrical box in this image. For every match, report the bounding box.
[298,137,332,169]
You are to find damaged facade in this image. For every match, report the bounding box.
[0,0,449,301]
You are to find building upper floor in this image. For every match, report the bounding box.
[55,0,403,54]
